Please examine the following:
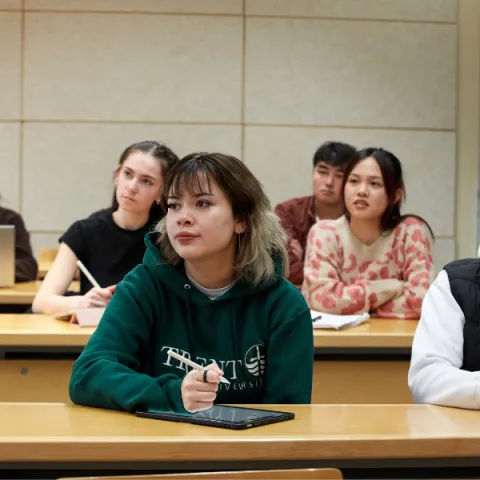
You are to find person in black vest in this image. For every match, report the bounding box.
[409,258,480,409]
[33,141,178,317]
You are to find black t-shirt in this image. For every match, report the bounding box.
[59,209,154,295]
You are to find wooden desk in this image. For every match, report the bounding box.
[0,314,93,347]
[0,403,479,478]
[0,315,93,403]
[37,259,53,279]
[0,281,80,305]
[0,315,417,405]
[313,318,417,349]
[313,319,417,405]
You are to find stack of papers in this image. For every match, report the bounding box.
[311,310,369,330]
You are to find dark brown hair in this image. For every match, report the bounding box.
[156,152,289,285]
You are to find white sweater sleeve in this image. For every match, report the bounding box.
[408,270,480,409]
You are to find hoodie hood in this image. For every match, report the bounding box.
[143,231,283,305]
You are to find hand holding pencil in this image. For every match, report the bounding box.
[167,350,227,413]
[80,284,116,308]
[76,260,116,309]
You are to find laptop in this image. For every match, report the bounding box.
[0,225,15,287]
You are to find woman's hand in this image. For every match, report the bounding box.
[181,363,224,413]
[78,285,116,308]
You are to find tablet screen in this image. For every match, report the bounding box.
[141,405,289,424]
[137,405,294,429]
[190,405,286,424]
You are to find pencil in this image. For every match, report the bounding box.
[167,349,230,384]
[76,260,101,289]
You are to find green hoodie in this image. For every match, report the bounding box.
[70,232,314,413]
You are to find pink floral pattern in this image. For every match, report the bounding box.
[301,216,435,319]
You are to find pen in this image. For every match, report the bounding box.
[76,260,101,289]
[167,349,230,384]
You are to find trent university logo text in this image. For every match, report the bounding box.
[160,344,266,381]
[244,344,265,377]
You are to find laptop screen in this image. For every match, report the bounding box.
[0,225,15,287]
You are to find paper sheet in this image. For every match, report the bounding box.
[311,310,369,330]
[53,307,105,327]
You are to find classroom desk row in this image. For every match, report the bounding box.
[0,281,80,305]
[313,317,415,404]
[0,402,479,479]
[0,314,416,405]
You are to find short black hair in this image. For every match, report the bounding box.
[313,141,356,169]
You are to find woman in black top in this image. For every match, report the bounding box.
[33,141,178,316]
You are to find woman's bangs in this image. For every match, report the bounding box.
[167,166,215,198]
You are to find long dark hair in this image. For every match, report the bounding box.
[112,141,179,223]
[343,148,434,237]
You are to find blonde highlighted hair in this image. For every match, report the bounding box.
[155,152,289,286]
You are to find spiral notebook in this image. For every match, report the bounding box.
[311,310,369,330]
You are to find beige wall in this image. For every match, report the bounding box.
[0,0,472,271]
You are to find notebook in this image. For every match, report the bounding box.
[311,310,369,330]
[53,307,105,327]
[0,225,15,287]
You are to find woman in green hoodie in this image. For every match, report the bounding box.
[70,153,314,413]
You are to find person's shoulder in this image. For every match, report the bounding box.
[67,217,99,234]
[398,215,427,228]
[88,207,113,221]
[310,215,346,238]
[444,258,480,283]
[120,263,155,288]
[0,206,24,226]
[79,210,112,230]
[115,262,167,305]
[265,278,310,310]
[61,212,111,242]
[395,216,433,240]
[275,195,313,212]
[261,279,311,328]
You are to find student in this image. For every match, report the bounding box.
[302,147,435,319]
[409,259,480,409]
[69,152,314,413]
[275,141,356,285]
[33,141,178,316]
[0,198,37,282]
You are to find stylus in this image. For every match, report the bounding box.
[167,349,231,384]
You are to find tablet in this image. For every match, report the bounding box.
[136,405,294,430]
